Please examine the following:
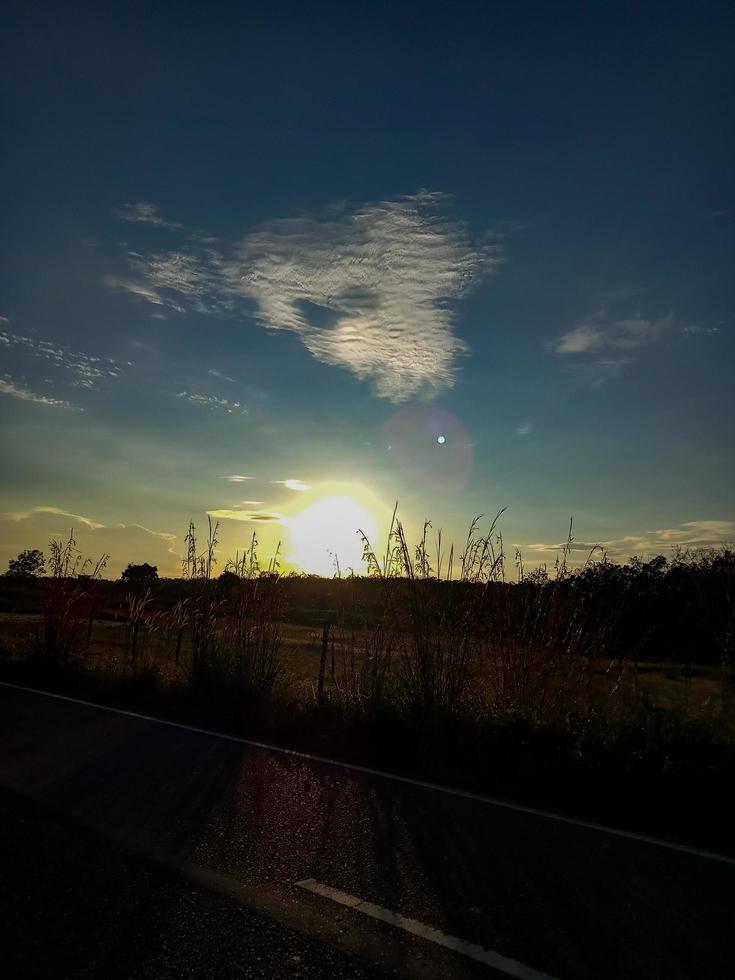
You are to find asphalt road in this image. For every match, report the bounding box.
[0,683,733,979]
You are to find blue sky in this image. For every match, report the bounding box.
[1,0,733,576]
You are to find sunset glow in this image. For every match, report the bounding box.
[285,494,378,576]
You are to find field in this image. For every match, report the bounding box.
[0,614,724,714]
[1,525,734,853]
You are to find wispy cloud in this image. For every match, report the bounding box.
[208,368,236,382]
[680,520,735,536]
[106,276,186,313]
[5,505,105,529]
[516,421,533,436]
[207,509,283,523]
[0,378,73,408]
[683,324,721,335]
[271,479,310,491]
[223,474,253,483]
[110,191,500,401]
[551,312,673,386]
[1,329,122,390]
[554,325,603,354]
[554,313,672,355]
[4,507,178,553]
[127,250,231,315]
[176,392,247,414]
[115,202,182,230]
[523,519,735,559]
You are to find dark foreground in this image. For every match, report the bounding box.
[0,683,733,979]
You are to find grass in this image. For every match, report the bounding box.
[1,516,734,852]
[1,616,722,709]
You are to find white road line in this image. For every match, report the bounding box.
[2,680,734,867]
[295,878,559,979]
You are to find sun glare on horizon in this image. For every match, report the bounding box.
[285,494,378,576]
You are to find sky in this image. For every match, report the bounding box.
[1,0,733,577]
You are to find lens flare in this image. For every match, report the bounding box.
[383,405,472,494]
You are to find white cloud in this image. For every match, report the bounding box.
[176,391,247,414]
[523,520,735,559]
[209,368,236,382]
[552,312,673,386]
[554,325,603,354]
[1,507,180,575]
[223,474,253,483]
[272,479,310,491]
[207,509,283,523]
[128,250,231,315]
[111,191,499,401]
[1,329,122,390]
[115,202,182,230]
[6,506,105,529]
[554,313,672,355]
[0,378,73,408]
[516,421,533,436]
[106,276,185,313]
[229,192,498,400]
[681,520,735,535]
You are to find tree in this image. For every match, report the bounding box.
[120,562,159,584]
[5,549,45,578]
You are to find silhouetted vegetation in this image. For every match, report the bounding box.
[4,548,45,578]
[1,514,734,849]
[120,562,159,584]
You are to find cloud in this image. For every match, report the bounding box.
[230,192,498,400]
[1,507,180,576]
[176,392,247,414]
[127,250,231,315]
[207,509,283,523]
[0,378,73,407]
[551,312,673,386]
[523,519,735,559]
[111,191,500,401]
[119,523,178,555]
[6,506,105,529]
[516,421,533,436]
[272,479,310,491]
[554,325,603,354]
[115,202,182,230]
[681,520,735,535]
[106,276,186,313]
[683,324,721,335]
[554,313,671,356]
[223,474,253,483]
[1,329,122,390]
[208,368,236,382]
[571,357,631,388]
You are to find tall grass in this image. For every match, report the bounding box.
[347,509,591,726]
[10,510,734,839]
[29,530,108,671]
[179,520,283,707]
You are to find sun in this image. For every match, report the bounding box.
[285,494,378,576]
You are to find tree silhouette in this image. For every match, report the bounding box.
[5,549,45,578]
[120,562,159,584]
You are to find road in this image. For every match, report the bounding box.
[0,683,733,979]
